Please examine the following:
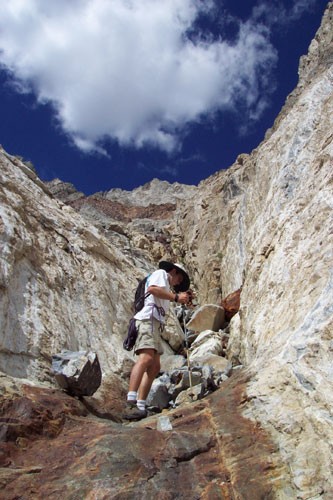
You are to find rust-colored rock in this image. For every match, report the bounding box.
[221,288,241,321]
[0,371,289,499]
[70,195,177,223]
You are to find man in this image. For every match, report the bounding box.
[123,261,191,421]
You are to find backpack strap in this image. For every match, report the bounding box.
[150,303,165,332]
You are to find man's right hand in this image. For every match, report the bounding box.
[177,292,190,305]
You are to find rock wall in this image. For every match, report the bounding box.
[173,3,333,497]
[0,150,150,382]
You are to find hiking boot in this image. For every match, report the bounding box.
[126,399,137,407]
[122,405,147,421]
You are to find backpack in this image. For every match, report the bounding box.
[123,275,151,351]
[134,275,150,313]
[123,318,139,351]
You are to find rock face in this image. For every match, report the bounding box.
[0,148,146,382]
[103,178,197,207]
[0,4,332,499]
[172,5,333,497]
[46,177,198,266]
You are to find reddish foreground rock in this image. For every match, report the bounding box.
[0,370,289,499]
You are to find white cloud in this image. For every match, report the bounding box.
[252,0,317,27]
[0,0,279,153]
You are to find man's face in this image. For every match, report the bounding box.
[170,269,183,288]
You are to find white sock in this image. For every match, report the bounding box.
[127,391,137,402]
[137,399,146,411]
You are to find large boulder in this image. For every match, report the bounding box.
[186,304,225,332]
[52,350,102,397]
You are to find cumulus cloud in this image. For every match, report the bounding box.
[0,0,287,153]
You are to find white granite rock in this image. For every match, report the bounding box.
[189,330,225,360]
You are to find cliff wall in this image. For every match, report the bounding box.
[173,5,333,494]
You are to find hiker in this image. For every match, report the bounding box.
[123,261,191,421]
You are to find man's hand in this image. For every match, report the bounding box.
[177,292,189,305]
[177,290,195,305]
[147,285,194,305]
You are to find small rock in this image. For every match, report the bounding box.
[157,416,173,432]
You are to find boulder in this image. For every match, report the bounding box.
[189,330,225,360]
[146,378,171,410]
[52,350,102,397]
[160,339,176,356]
[221,288,241,321]
[174,369,202,392]
[186,304,225,332]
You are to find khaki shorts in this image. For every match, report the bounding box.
[134,318,164,355]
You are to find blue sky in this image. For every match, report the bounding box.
[0,0,329,195]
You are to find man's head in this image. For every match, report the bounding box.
[159,261,190,292]
[168,267,184,289]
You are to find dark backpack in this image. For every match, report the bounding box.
[134,275,150,313]
[123,275,151,351]
[123,318,139,351]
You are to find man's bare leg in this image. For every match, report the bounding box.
[124,349,160,420]
[128,349,156,393]
[137,353,160,401]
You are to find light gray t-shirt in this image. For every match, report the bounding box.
[134,269,170,323]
